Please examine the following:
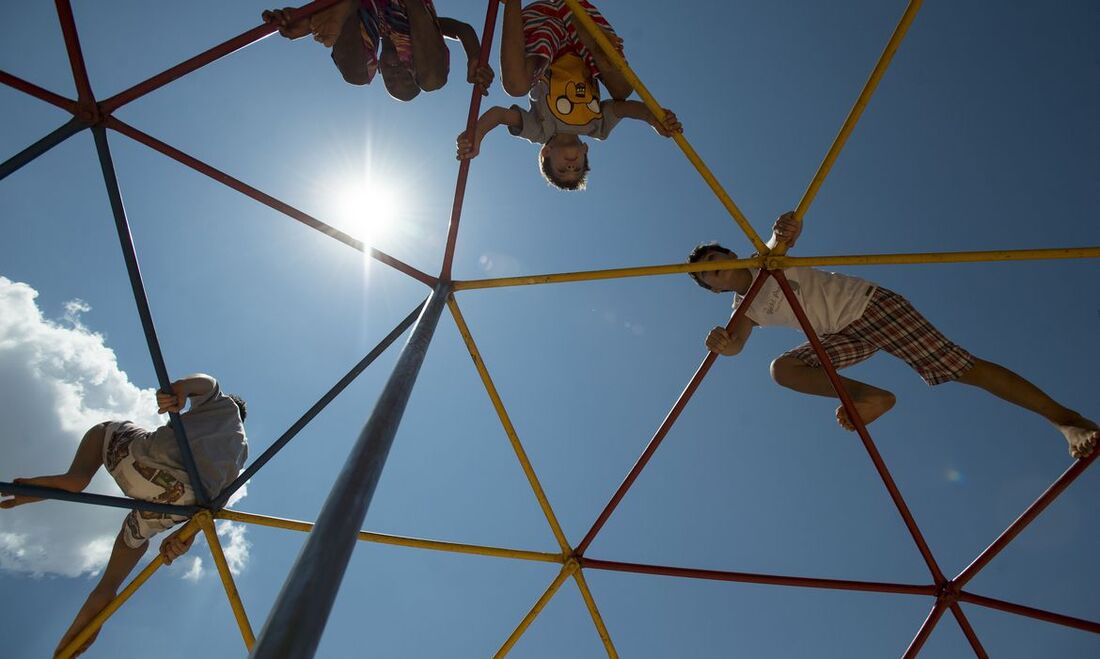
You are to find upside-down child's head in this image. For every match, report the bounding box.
[687,242,746,293]
[539,135,590,191]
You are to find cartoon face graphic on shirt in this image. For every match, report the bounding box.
[546,53,601,126]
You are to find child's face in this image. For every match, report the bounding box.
[697,250,741,292]
[542,140,589,187]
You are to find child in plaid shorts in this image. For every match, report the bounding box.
[687,212,1099,460]
[456,0,682,191]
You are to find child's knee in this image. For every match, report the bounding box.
[417,65,448,92]
[770,356,805,387]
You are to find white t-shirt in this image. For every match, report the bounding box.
[733,267,878,335]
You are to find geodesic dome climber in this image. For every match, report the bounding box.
[2,0,1099,657]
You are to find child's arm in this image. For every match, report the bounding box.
[156,374,217,414]
[608,100,682,137]
[499,0,538,96]
[262,7,313,40]
[55,529,147,656]
[438,17,495,95]
[766,211,803,252]
[456,106,523,160]
[706,314,756,357]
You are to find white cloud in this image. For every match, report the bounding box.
[181,556,205,582]
[0,276,248,580]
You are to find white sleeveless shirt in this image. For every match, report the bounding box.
[733,267,877,335]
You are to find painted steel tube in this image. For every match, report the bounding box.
[571,570,618,658]
[0,70,77,112]
[447,297,572,553]
[0,117,86,182]
[959,591,1100,635]
[105,117,436,286]
[55,0,95,105]
[218,509,563,563]
[100,0,346,114]
[0,480,199,517]
[91,126,209,506]
[576,272,770,555]
[213,299,427,509]
[948,603,988,658]
[439,0,500,280]
[249,282,450,659]
[495,562,579,658]
[902,601,947,659]
[771,271,945,584]
[954,450,1098,588]
[560,0,768,254]
[55,518,203,659]
[454,257,765,291]
[581,558,936,596]
[201,515,256,650]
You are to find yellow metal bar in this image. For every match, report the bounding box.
[767,246,1100,270]
[446,297,573,554]
[572,568,619,658]
[56,517,203,659]
[791,0,923,239]
[198,511,255,651]
[560,0,768,254]
[454,257,765,291]
[495,560,580,658]
[455,246,1100,292]
[217,509,564,564]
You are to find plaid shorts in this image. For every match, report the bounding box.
[781,288,975,386]
[103,421,192,548]
[522,0,622,80]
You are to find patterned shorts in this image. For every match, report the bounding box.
[103,421,192,548]
[781,288,975,386]
[522,0,622,80]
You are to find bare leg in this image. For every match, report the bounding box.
[404,0,449,90]
[957,358,1099,458]
[771,356,896,431]
[574,21,632,99]
[0,422,108,508]
[55,529,147,656]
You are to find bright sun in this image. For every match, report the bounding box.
[332,177,403,246]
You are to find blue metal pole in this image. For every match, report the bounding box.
[90,126,210,507]
[0,117,86,182]
[212,298,428,510]
[249,282,450,659]
[0,481,199,517]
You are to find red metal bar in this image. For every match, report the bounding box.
[948,603,989,658]
[105,117,436,287]
[438,0,501,281]
[581,558,936,596]
[959,591,1100,635]
[576,271,771,556]
[0,70,77,113]
[54,0,95,106]
[770,270,946,585]
[99,0,346,114]
[903,601,947,658]
[954,450,1097,588]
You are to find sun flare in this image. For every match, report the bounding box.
[331,176,403,246]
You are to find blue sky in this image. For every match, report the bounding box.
[1,1,1098,657]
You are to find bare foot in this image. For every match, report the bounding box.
[836,392,896,431]
[1059,419,1100,459]
[0,474,84,509]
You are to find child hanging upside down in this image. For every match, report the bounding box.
[263,0,494,100]
[456,0,682,191]
[1,375,248,657]
[688,213,1099,459]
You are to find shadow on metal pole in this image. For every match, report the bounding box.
[91,126,210,506]
[249,282,451,659]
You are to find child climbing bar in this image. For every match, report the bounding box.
[263,0,494,99]
[1,374,248,656]
[688,213,1099,459]
[455,0,682,191]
